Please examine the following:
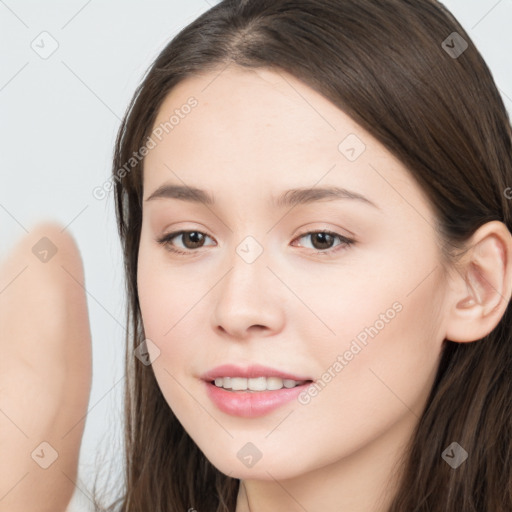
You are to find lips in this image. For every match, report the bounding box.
[201,364,314,417]
[201,363,313,382]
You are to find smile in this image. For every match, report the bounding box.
[213,376,308,391]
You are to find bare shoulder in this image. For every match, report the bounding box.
[0,221,92,512]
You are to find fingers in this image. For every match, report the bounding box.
[0,222,92,512]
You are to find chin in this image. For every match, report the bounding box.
[198,443,309,481]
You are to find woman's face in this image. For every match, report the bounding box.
[137,65,450,482]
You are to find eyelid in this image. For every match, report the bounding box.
[292,228,354,253]
[157,227,355,257]
[156,229,216,253]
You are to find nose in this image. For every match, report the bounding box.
[211,244,286,340]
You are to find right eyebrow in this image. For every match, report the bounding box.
[146,184,214,205]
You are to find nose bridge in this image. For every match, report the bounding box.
[235,234,266,267]
[212,233,284,336]
[223,234,269,303]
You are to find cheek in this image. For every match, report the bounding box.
[302,273,446,431]
[271,284,445,480]
[137,241,198,340]
[287,258,424,367]
[136,243,213,403]
[294,247,447,431]
[136,251,202,415]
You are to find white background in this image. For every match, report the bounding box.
[0,1,510,510]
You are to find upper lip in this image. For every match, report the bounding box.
[201,364,313,382]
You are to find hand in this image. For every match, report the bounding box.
[0,222,92,512]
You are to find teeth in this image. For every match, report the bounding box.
[232,377,247,390]
[248,377,267,391]
[213,376,306,391]
[267,377,283,390]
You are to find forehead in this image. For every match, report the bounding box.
[142,65,424,214]
[149,65,363,149]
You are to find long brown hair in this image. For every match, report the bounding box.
[92,1,512,510]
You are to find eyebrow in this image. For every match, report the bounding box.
[145,184,379,209]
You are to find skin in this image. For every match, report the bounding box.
[0,222,92,512]
[3,66,510,511]
[137,65,512,511]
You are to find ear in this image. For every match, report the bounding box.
[445,220,512,343]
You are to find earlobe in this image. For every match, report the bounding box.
[445,221,512,343]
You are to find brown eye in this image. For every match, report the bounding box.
[309,232,335,250]
[156,230,215,255]
[179,231,206,249]
[293,230,354,254]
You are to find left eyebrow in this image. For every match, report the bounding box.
[145,184,379,210]
[273,186,379,210]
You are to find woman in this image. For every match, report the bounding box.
[2,0,511,510]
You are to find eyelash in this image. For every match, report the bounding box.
[156,229,354,257]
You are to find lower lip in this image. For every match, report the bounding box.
[204,380,312,418]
